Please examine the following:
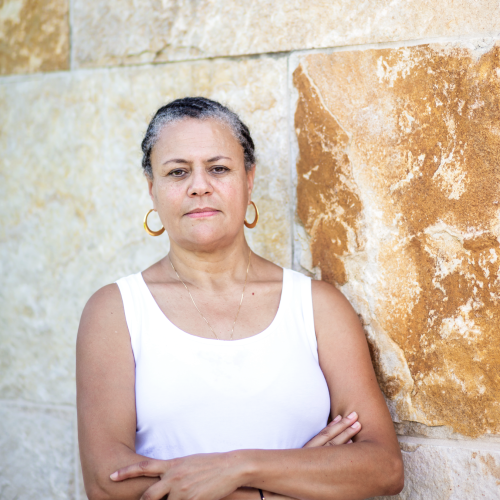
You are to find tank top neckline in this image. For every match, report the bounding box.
[137,267,289,345]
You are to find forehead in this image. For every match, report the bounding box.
[152,117,243,162]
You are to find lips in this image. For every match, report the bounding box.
[185,207,220,218]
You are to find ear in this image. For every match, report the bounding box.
[146,174,156,207]
[246,165,256,203]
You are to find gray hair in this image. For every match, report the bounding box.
[141,97,256,179]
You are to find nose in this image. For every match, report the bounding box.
[187,166,213,198]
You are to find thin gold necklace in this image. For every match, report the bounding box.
[168,249,252,341]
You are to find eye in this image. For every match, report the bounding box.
[169,169,187,177]
[211,165,229,174]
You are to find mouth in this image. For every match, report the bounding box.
[185,207,221,219]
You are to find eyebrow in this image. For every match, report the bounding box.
[162,155,232,165]
[207,155,231,163]
[163,158,189,165]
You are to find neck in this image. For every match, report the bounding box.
[165,232,252,291]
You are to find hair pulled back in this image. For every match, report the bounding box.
[141,97,256,179]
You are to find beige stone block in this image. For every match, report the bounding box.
[394,421,500,445]
[374,439,500,499]
[0,401,76,499]
[0,56,290,404]
[0,0,69,75]
[293,41,500,437]
[72,0,500,69]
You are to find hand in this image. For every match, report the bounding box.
[110,414,362,500]
[110,452,243,500]
[259,413,362,500]
[302,411,361,448]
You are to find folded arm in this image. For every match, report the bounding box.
[111,413,363,500]
[77,281,403,500]
[239,279,403,499]
[238,280,404,499]
[218,282,404,499]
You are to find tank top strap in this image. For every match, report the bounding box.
[115,272,145,363]
[284,269,319,362]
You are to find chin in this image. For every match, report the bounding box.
[180,228,238,251]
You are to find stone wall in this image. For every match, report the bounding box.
[1,1,499,498]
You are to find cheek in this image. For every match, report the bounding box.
[155,181,182,205]
[219,180,248,211]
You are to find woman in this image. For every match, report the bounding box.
[77,97,404,500]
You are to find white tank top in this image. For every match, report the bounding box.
[116,267,331,460]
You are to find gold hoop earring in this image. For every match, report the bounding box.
[244,201,259,229]
[144,208,165,236]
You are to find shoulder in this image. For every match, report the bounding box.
[80,270,142,321]
[80,283,123,323]
[76,281,136,383]
[283,269,354,315]
[77,282,128,347]
[310,279,365,344]
[311,279,355,315]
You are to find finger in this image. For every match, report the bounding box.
[302,415,343,447]
[110,459,165,481]
[303,414,352,447]
[328,414,343,426]
[347,439,353,444]
[303,412,358,448]
[328,420,362,446]
[140,479,171,500]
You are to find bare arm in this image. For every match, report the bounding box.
[111,280,403,500]
[78,280,375,500]
[77,284,161,500]
[240,281,403,499]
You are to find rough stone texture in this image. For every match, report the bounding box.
[393,420,500,444]
[293,41,500,438]
[0,55,290,405]
[374,439,500,499]
[0,0,69,75]
[72,0,500,69]
[5,1,500,497]
[0,402,75,499]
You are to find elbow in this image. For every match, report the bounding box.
[380,454,405,496]
[84,473,116,500]
[86,485,110,500]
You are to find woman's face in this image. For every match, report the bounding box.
[147,117,255,252]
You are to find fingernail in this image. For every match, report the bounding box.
[110,472,118,480]
[351,422,360,429]
[347,411,357,419]
[327,415,341,426]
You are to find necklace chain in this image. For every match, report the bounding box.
[168,249,252,341]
